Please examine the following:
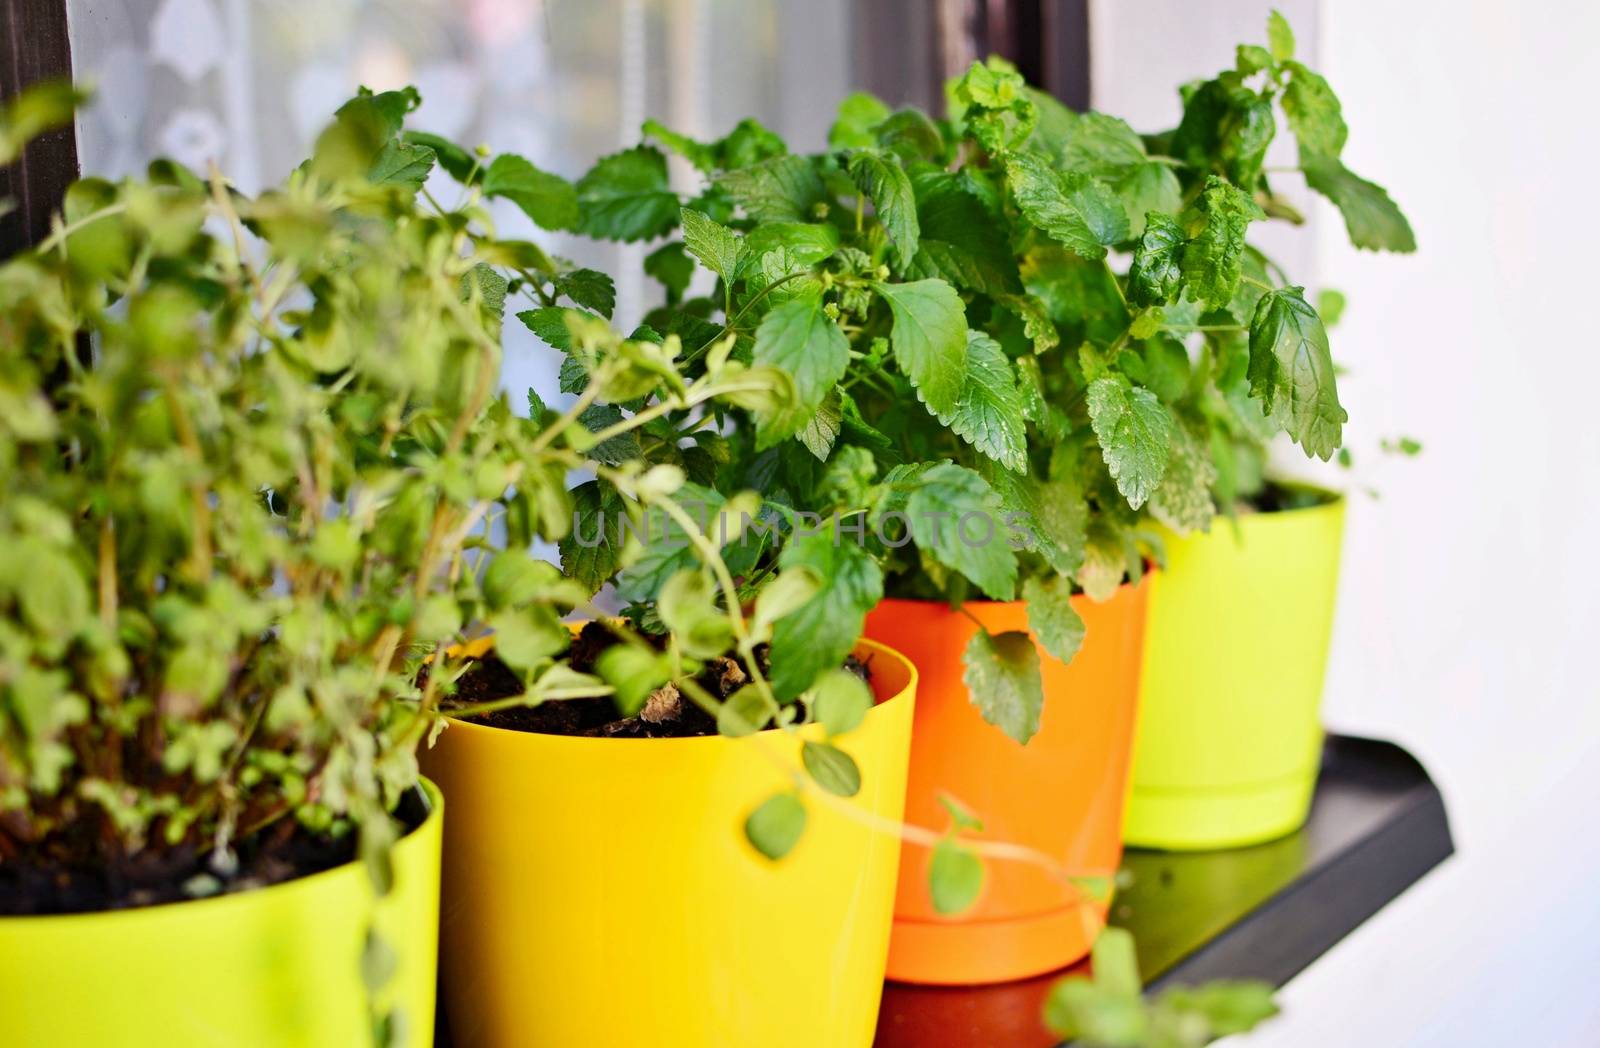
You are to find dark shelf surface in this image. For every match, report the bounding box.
[874,734,1455,1047]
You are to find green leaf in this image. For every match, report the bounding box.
[981,462,1086,577]
[741,223,839,270]
[644,242,695,304]
[1301,153,1416,252]
[1059,112,1147,176]
[575,146,679,242]
[929,838,985,914]
[810,669,873,736]
[595,643,670,717]
[797,390,843,461]
[679,207,743,281]
[1127,212,1186,308]
[1093,927,1143,996]
[490,605,570,673]
[1150,417,1218,533]
[1268,9,1296,61]
[1158,981,1280,1038]
[994,293,1059,353]
[367,140,435,187]
[961,629,1043,745]
[553,268,616,318]
[848,150,920,269]
[0,80,89,166]
[938,794,984,833]
[716,155,825,223]
[745,792,807,860]
[483,550,563,610]
[1087,377,1174,510]
[658,568,735,659]
[1022,575,1085,666]
[829,92,892,150]
[872,279,968,416]
[768,530,884,700]
[641,118,716,171]
[1112,161,1183,240]
[482,154,580,231]
[1005,152,1128,260]
[752,294,850,416]
[906,463,1018,600]
[907,171,1021,295]
[559,481,626,596]
[1248,286,1345,459]
[402,130,477,182]
[1180,176,1264,310]
[1282,61,1348,159]
[1171,78,1276,186]
[935,332,1027,473]
[802,740,861,797]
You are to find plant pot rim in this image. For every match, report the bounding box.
[0,777,443,926]
[439,635,917,747]
[1252,478,1346,514]
[876,570,1153,612]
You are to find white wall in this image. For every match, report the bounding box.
[1096,2,1600,1043]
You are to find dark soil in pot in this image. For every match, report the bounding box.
[0,786,432,918]
[1241,480,1340,514]
[443,620,871,739]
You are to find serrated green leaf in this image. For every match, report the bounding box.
[741,223,839,270]
[1282,61,1348,159]
[935,332,1027,473]
[1005,152,1129,260]
[829,91,893,150]
[1150,417,1218,533]
[1248,286,1345,459]
[575,146,679,242]
[1023,574,1086,666]
[768,530,883,700]
[872,279,968,415]
[849,150,920,269]
[641,118,716,171]
[367,140,435,187]
[929,838,985,914]
[680,207,743,281]
[1301,153,1416,252]
[1171,78,1277,187]
[553,268,615,318]
[994,293,1059,353]
[558,481,626,596]
[1128,212,1186,308]
[802,740,861,797]
[482,154,580,231]
[716,155,825,223]
[906,171,1020,295]
[643,242,695,303]
[797,389,843,461]
[1087,377,1175,510]
[745,792,807,860]
[752,294,850,416]
[1112,160,1183,240]
[1180,177,1264,310]
[961,629,1043,744]
[906,462,1018,600]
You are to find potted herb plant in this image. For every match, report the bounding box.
[0,84,727,1046]
[398,125,925,1043]
[1099,12,1416,851]
[526,63,1160,983]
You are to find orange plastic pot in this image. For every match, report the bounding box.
[862,576,1150,985]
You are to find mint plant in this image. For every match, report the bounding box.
[502,10,1410,753]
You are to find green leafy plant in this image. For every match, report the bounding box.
[514,11,1410,761]
[1045,928,1279,1047]
[0,82,797,930]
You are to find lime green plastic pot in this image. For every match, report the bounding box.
[1125,494,1345,849]
[0,780,442,1047]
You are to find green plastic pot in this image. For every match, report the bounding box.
[1124,492,1345,850]
[0,781,442,1047]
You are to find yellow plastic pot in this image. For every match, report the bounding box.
[420,637,916,1048]
[1125,493,1345,849]
[0,780,442,1047]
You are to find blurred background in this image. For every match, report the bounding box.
[48,0,1600,1042]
